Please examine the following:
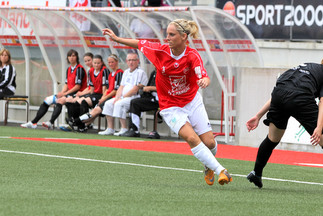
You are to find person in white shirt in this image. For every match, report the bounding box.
[99,52,148,136]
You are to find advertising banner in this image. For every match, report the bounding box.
[217,0,323,40]
[0,0,67,35]
[69,0,91,32]
[1,0,66,7]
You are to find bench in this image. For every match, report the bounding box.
[3,95,29,125]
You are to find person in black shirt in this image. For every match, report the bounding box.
[122,70,159,138]
[21,49,87,129]
[246,61,323,188]
[0,48,16,99]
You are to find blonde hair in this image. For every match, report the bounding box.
[170,19,199,39]
[321,59,323,64]
[0,48,11,66]
[108,54,119,62]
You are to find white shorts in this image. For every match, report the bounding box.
[102,96,137,119]
[160,92,212,135]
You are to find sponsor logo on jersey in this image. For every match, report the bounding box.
[168,75,190,95]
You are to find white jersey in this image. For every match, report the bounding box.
[121,67,148,97]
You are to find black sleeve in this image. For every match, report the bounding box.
[0,65,14,88]
[103,68,110,87]
[75,67,85,85]
[114,72,123,90]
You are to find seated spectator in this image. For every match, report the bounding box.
[0,48,16,99]
[122,70,159,137]
[69,54,123,131]
[68,55,109,125]
[98,52,148,136]
[64,52,94,123]
[21,49,87,129]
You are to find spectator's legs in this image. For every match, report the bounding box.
[80,100,90,115]
[113,97,132,130]
[102,98,115,130]
[129,97,159,131]
[32,102,49,124]
[50,103,62,124]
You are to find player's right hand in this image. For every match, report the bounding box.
[246,116,260,132]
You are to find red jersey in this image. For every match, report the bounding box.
[106,68,123,96]
[88,66,108,94]
[138,40,208,110]
[66,64,87,91]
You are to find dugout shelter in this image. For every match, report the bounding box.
[0,6,263,143]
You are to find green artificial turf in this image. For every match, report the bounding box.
[0,126,322,215]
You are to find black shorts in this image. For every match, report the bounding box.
[80,94,90,98]
[66,91,78,98]
[87,93,102,107]
[264,87,318,135]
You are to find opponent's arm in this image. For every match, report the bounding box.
[102,28,139,49]
[246,98,271,132]
[311,97,323,146]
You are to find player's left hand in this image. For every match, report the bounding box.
[197,77,210,89]
[102,28,118,41]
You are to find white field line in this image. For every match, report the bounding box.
[1,149,323,186]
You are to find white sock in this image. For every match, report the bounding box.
[80,113,91,121]
[191,142,224,175]
[210,139,218,156]
[131,113,140,131]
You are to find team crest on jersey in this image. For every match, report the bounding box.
[174,62,179,68]
[141,40,147,44]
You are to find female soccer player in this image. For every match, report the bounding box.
[21,49,87,129]
[70,54,123,132]
[0,48,16,99]
[64,52,94,122]
[102,19,232,186]
[246,61,323,188]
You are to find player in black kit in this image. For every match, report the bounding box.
[246,61,323,188]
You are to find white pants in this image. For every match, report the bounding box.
[160,92,212,135]
[102,96,136,119]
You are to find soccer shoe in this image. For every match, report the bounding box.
[113,128,128,136]
[247,171,263,188]
[218,169,233,185]
[59,125,72,132]
[98,128,115,135]
[204,167,215,186]
[147,131,160,139]
[122,129,140,137]
[42,121,53,130]
[77,126,88,133]
[21,121,37,129]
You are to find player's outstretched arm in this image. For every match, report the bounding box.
[102,28,139,49]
